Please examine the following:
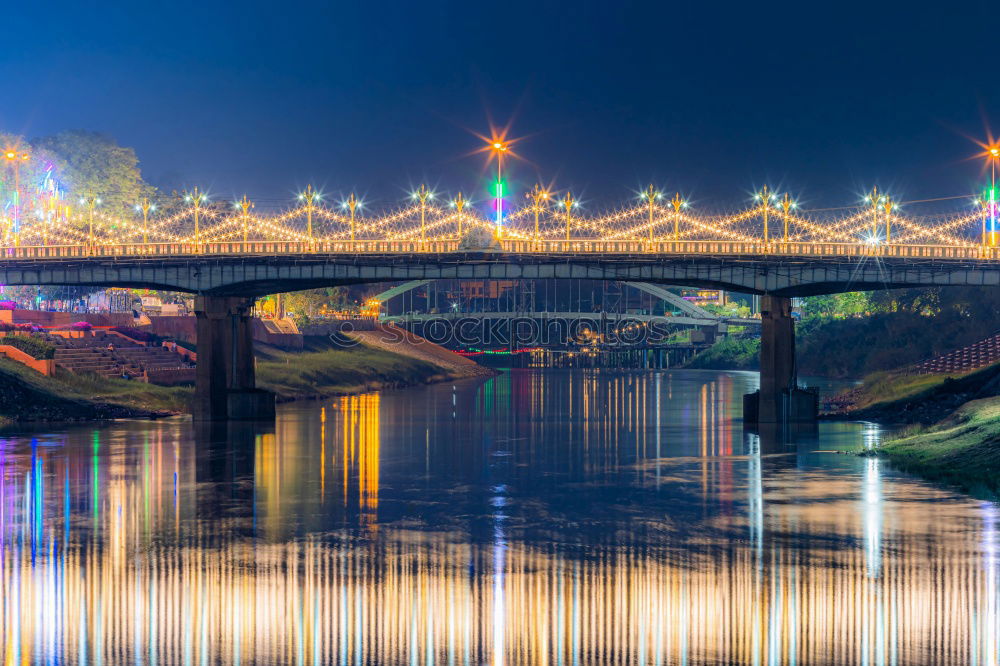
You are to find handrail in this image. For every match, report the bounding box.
[0,240,995,261]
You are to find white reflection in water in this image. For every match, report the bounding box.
[0,370,994,664]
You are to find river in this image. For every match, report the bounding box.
[0,369,994,664]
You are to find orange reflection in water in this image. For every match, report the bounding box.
[0,374,996,664]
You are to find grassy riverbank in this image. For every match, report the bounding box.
[829,362,1000,497]
[864,398,1000,498]
[255,336,488,400]
[827,362,1000,424]
[0,333,492,423]
[0,358,187,424]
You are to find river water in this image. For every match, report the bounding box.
[0,369,995,664]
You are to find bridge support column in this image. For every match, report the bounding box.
[744,295,817,426]
[193,295,275,421]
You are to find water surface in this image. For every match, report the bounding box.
[0,369,994,664]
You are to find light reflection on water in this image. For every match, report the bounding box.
[0,369,996,664]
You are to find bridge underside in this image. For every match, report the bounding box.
[5,251,991,422]
[0,252,998,297]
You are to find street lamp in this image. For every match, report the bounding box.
[344,193,358,242]
[527,184,550,239]
[451,192,465,236]
[413,184,431,241]
[561,192,575,242]
[235,195,253,243]
[754,185,775,243]
[670,193,685,241]
[298,184,318,244]
[865,187,883,240]
[135,198,155,245]
[79,195,101,248]
[642,185,661,242]
[184,187,206,244]
[3,150,29,246]
[490,140,507,237]
[988,147,1000,246]
[883,196,894,244]
[779,193,796,242]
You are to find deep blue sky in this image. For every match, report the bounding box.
[2,0,997,210]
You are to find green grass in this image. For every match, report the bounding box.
[0,357,189,422]
[0,334,475,421]
[844,370,967,411]
[686,337,759,370]
[835,361,1000,418]
[871,397,1000,498]
[0,334,56,359]
[255,341,448,398]
[54,370,192,413]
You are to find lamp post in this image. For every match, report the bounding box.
[299,184,317,244]
[415,184,430,241]
[80,195,101,248]
[643,185,660,242]
[452,192,465,237]
[491,141,508,237]
[527,184,549,239]
[237,195,253,243]
[562,192,575,242]
[883,196,893,244]
[989,147,1000,247]
[756,185,771,243]
[780,192,794,242]
[982,198,990,247]
[346,193,358,242]
[867,187,881,239]
[185,187,206,245]
[3,150,29,246]
[135,198,154,245]
[671,193,684,240]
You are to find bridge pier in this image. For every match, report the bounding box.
[193,295,275,421]
[744,295,817,426]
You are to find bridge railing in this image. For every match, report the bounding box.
[0,239,996,260]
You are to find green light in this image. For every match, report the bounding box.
[495,180,505,199]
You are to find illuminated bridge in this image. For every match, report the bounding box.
[2,185,999,423]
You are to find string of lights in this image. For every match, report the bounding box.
[3,178,1000,250]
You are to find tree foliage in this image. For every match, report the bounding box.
[32,130,153,215]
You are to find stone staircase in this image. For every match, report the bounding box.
[910,331,1000,375]
[46,331,194,380]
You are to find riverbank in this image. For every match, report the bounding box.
[255,332,496,401]
[829,362,1000,498]
[0,330,495,423]
[0,357,187,424]
[826,362,1000,424]
[863,398,1000,498]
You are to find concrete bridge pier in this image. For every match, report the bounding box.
[744,295,817,426]
[193,295,275,421]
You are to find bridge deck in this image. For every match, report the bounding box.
[2,243,999,297]
[0,239,995,260]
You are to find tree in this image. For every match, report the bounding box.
[800,292,870,319]
[32,130,153,216]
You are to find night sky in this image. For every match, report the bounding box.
[3,1,998,211]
